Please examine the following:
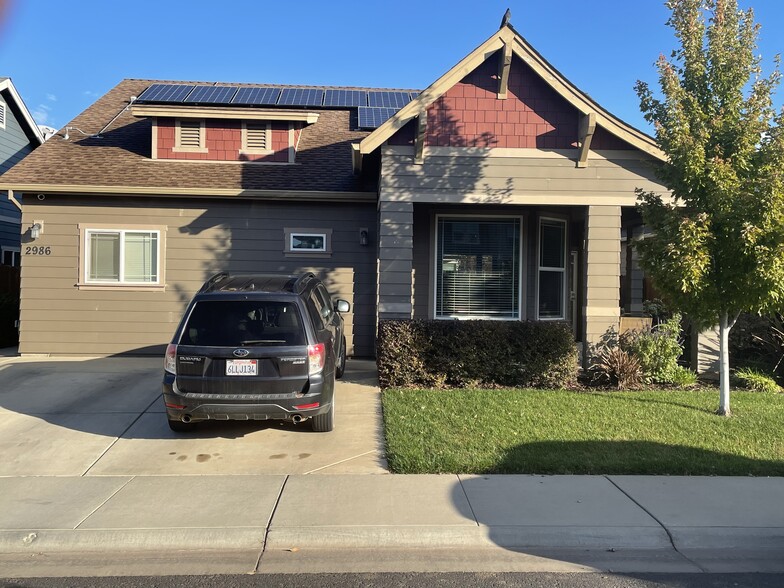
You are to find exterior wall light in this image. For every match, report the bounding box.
[359,228,369,246]
[30,222,43,240]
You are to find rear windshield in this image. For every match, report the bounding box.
[179,300,306,347]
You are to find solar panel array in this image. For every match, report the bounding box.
[136,84,420,128]
[357,107,399,129]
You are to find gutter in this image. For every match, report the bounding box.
[6,189,22,211]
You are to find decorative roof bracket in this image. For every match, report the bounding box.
[497,41,513,99]
[577,112,596,168]
[414,110,428,164]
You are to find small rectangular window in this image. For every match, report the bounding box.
[2,247,20,266]
[85,229,160,284]
[290,233,326,252]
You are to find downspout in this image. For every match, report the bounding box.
[7,189,22,211]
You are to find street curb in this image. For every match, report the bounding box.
[0,528,266,553]
[265,525,672,550]
[670,527,784,550]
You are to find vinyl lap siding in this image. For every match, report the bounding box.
[19,197,377,356]
[0,101,34,173]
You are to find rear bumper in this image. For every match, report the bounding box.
[162,372,332,422]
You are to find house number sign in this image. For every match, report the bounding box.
[25,246,52,255]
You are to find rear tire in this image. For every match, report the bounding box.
[311,395,335,432]
[168,418,195,433]
[335,337,346,380]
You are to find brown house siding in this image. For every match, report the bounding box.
[19,196,376,356]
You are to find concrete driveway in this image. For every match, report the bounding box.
[0,354,386,476]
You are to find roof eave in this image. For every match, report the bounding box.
[0,78,45,146]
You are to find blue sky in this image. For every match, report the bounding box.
[2,1,783,132]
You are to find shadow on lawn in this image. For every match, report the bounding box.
[489,440,784,476]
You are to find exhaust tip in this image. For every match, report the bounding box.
[292,414,303,424]
[181,414,192,423]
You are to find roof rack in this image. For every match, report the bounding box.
[199,272,230,293]
[292,272,316,294]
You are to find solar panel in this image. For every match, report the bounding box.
[231,87,282,106]
[409,92,420,101]
[186,85,239,104]
[278,88,325,106]
[323,89,366,107]
[137,84,195,103]
[367,91,412,108]
[357,107,399,129]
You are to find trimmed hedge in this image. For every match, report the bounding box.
[377,319,578,389]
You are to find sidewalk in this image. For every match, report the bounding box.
[0,473,782,574]
[0,354,782,575]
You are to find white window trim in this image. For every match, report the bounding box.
[432,214,525,321]
[289,232,327,253]
[80,227,164,287]
[1,246,20,266]
[173,118,207,153]
[536,216,568,321]
[240,121,273,155]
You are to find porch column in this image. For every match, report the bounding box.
[377,200,414,320]
[583,205,622,363]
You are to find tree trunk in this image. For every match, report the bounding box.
[718,311,731,416]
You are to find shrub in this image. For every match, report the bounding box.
[376,319,578,389]
[622,313,684,384]
[734,367,782,393]
[589,345,643,389]
[670,365,698,388]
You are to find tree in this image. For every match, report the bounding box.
[634,0,784,415]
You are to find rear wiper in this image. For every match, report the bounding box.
[240,339,287,345]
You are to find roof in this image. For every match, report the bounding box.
[356,24,665,166]
[0,79,408,198]
[0,78,45,147]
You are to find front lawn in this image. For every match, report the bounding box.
[382,388,784,475]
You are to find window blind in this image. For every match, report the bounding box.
[124,232,158,282]
[89,232,120,281]
[436,218,520,318]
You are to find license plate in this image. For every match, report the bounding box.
[226,359,258,376]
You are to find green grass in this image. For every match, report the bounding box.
[382,388,784,475]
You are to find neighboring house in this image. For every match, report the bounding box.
[0,22,677,362]
[0,78,44,266]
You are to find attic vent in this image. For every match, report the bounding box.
[243,121,271,152]
[176,119,203,149]
[0,102,5,129]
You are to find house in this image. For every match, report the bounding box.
[0,78,45,266]
[0,21,701,364]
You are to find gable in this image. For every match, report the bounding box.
[360,25,661,168]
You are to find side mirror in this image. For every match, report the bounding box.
[335,299,350,313]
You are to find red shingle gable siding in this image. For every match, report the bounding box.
[156,119,291,162]
[424,56,579,149]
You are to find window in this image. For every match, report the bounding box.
[537,218,567,319]
[242,121,271,153]
[1,247,19,267]
[174,119,206,151]
[283,227,333,257]
[85,229,160,284]
[435,216,521,319]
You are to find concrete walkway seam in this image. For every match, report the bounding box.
[255,474,290,573]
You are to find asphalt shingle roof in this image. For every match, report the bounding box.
[1,79,410,194]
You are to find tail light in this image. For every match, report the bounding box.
[164,344,177,374]
[308,343,325,375]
